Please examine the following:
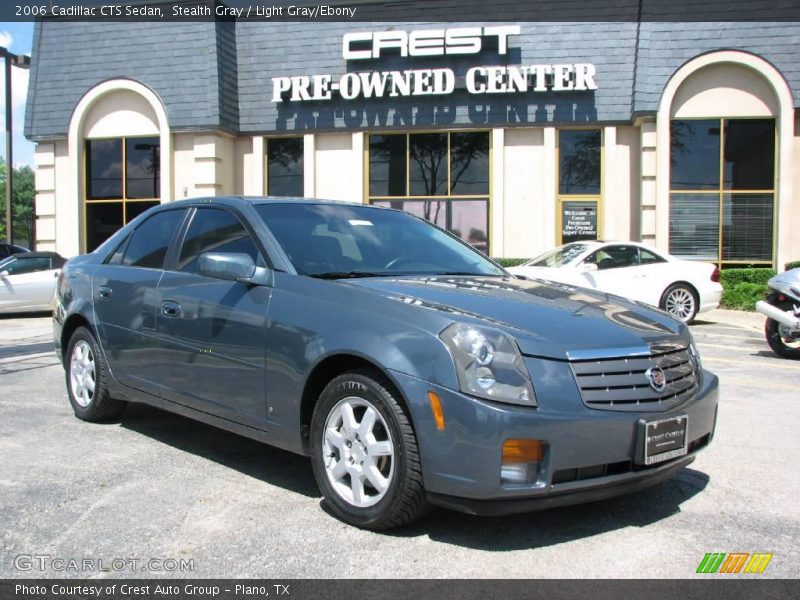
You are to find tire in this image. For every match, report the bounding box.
[660,283,699,324]
[765,317,800,360]
[309,370,428,530]
[65,326,126,422]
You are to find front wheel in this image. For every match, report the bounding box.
[661,283,699,324]
[65,326,126,421]
[765,317,800,359]
[309,371,428,530]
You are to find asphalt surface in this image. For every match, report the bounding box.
[0,310,798,579]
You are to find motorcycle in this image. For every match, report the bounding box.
[756,268,800,359]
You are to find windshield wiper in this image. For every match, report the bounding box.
[308,271,387,280]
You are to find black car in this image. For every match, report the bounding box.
[0,243,30,259]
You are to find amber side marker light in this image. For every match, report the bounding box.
[503,439,543,463]
[427,391,446,431]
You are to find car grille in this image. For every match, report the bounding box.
[570,346,698,412]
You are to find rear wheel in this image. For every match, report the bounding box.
[65,327,126,421]
[309,370,428,530]
[661,283,699,324]
[765,316,800,359]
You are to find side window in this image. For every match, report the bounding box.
[4,257,51,275]
[639,248,666,265]
[106,233,130,266]
[587,246,638,270]
[122,209,185,269]
[177,208,261,274]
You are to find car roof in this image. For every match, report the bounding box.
[11,251,65,260]
[158,196,365,209]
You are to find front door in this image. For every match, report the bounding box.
[92,208,186,397]
[156,207,271,428]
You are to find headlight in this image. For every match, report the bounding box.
[439,323,536,407]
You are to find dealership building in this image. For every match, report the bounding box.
[24,8,800,269]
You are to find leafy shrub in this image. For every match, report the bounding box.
[719,267,775,288]
[719,268,775,311]
[720,282,767,311]
[785,260,800,271]
[493,258,529,268]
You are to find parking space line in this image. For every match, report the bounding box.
[692,331,763,341]
[702,355,800,371]
[720,377,799,392]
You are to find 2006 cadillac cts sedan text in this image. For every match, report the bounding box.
[54,197,718,529]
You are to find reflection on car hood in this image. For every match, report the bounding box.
[344,275,687,360]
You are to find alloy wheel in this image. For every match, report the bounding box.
[69,340,96,407]
[322,396,395,508]
[665,287,696,322]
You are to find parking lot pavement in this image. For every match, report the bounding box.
[1,312,798,579]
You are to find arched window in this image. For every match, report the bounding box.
[69,80,171,253]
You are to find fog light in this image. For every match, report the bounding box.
[501,439,543,484]
[501,462,538,484]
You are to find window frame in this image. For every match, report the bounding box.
[168,205,272,275]
[118,208,187,271]
[556,128,604,246]
[668,116,777,267]
[364,130,492,254]
[83,134,162,253]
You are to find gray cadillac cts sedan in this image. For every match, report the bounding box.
[54,197,718,529]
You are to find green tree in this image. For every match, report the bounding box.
[0,158,35,248]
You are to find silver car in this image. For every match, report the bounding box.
[0,251,66,313]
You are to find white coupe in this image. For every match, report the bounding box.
[507,241,722,324]
[0,251,66,314]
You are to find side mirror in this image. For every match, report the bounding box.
[198,252,268,284]
[579,262,598,272]
[0,270,8,278]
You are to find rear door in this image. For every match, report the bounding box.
[0,256,57,311]
[92,208,187,397]
[156,207,272,428]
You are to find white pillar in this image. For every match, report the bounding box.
[491,128,505,257]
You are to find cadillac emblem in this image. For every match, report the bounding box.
[645,366,667,392]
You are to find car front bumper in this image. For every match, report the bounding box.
[388,359,718,515]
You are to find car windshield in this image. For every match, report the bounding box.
[255,203,505,278]
[525,244,591,268]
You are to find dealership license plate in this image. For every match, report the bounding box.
[643,415,689,465]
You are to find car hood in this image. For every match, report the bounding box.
[343,275,687,360]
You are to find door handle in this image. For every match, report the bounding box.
[161,300,182,318]
[98,286,112,300]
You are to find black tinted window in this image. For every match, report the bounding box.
[86,139,123,199]
[122,209,184,268]
[559,130,601,194]
[267,138,304,197]
[178,208,260,274]
[4,257,51,275]
[670,120,720,190]
[586,246,639,270]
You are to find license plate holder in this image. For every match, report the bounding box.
[640,415,689,466]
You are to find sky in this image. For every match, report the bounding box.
[0,22,35,167]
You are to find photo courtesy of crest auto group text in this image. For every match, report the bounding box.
[1,0,799,596]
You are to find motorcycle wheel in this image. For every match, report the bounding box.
[765,317,800,360]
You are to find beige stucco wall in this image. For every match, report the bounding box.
[501,128,548,258]
[313,133,363,202]
[606,125,641,241]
